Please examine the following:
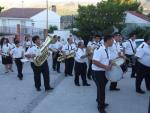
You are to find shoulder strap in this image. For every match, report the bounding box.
[141,44,144,48]
[128,40,135,53]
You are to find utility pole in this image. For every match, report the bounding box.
[46,0,48,30]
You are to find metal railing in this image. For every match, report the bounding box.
[0,26,45,39]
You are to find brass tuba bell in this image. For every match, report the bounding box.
[33,36,52,66]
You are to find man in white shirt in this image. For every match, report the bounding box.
[62,37,77,76]
[87,35,102,80]
[109,33,122,91]
[25,35,53,92]
[10,40,24,80]
[49,35,62,73]
[135,35,150,94]
[123,33,137,78]
[74,41,90,86]
[92,35,113,113]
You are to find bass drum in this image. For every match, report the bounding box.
[106,57,125,82]
[106,66,123,82]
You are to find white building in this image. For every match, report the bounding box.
[0,8,61,33]
[125,11,150,26]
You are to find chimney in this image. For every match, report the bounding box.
[51,5,56,12]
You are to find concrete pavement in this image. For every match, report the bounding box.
[31,70,149,113]
[0,58,64,113]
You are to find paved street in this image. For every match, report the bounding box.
[0,57,149,113]
[31,70,149,113]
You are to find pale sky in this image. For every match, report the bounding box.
[0,0,101,9]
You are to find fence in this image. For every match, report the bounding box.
[0,25,45,39]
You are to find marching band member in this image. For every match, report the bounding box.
[123,33,137,78]
[109,32,122,91]
[10,40,24,80]
[92,35,113,113]
[135,35,150,94]
[87,35,102,80]
[49,35,62,73]
[0,37,13,73]
[62,37,77,76]
[25,35,53,92]
[74,41,90,86]
[24,36,31,51]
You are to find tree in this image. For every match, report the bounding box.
[74,0,140,40]
[0,6,4,13]
[48,25,58,33]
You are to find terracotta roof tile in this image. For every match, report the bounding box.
[128,11,150,22]
[0,8,46,18]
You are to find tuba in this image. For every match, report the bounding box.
[33,36,52,66]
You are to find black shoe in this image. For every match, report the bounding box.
[45,87,54,92]
[136,89,145,94]
[104,103,109,108]
[83,83,91,86]
[69,74,73,76]
[19,77,23,80]
[97,107,107,113]
[87,76,92,80]
[75,83,80,86]
[57,70,61,73]
[110,88,120,91]
[131,75,136,78]
[36,88,41,91]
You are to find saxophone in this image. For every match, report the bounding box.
[57,52,75,62]
[33,36,52,66]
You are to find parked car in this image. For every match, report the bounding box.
[121,39,144,50]
[135,39,144,48]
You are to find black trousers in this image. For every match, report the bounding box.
[14,58,23,79]
[87,60,92,78]
[74,61,87,84]
[52,52,60,71]
[65,57,74,76]
[136,61,150,90]
[31,61,50,90]
[126,54,136,77]
[93,70,108,110]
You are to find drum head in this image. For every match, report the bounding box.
[106,66,123,82]
[114,58,125,66]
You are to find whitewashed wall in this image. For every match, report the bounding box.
[125,12,150,26]
[30,10,61,30]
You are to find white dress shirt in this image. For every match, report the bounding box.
[1,44,11,56]
[87,41,102,50]
[75,48,87,63]
[25,41,31,48]
[135,42,150,67]
[109,40,121,60]
[92,45,110,71]
[11,46,24,58]
[123,39,136,55]
[9,43,16,49]
[62,43,77,55]
[49,41,63,52]
[25,45,41,62]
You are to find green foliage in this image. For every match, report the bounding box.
[74,0,140,40]
[48,25,58,33]
[0,6,4,13]
[129,27,150,38]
